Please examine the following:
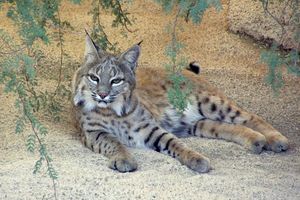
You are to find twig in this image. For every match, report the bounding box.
[171,8,182,72]
[262,0,287,42]
[96,1,115,47]
[282,0,293,24]
[0,47,27,56]
[28,120,58,200]
[114,0,136,33]
[18,93,58,200]
[52,8,64,99]
[0,36,26,56]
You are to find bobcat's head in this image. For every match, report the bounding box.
[73,32,140,114]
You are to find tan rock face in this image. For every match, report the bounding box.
[228,0,300,50]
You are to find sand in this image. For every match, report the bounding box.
[0,1,300,199]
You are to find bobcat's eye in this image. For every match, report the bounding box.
[88,74,99,83]
[111,78,124,86]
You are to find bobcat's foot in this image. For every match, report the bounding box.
[108,154,138,173]
[265,134,289,153]
[246,135,267,154]
[183,151,211,173]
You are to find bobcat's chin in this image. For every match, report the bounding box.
[97,101,109,108]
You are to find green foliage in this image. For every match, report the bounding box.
[100,0,132,29]
[261,43,300,92]
[261,44,284,92]
[15,116,26,134]
[5,0,60,46]
[0,28,59,198]
[164,29,193,112]
[156,0,221,111]
[34,144,58,180]
[0,0,63,195]
[259,0,300,92]
[167,73,192,111]
[26,134,36,153]
[156,0,222,23]
[70,0,81,4]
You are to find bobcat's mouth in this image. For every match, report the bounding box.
[96,99,116,108]
[97,100,108,108]
[91,93,117,108]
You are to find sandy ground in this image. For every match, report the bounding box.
[1,1,300,199]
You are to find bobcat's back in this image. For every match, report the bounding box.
[135,67,227,120]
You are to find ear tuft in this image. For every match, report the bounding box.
[137,40,143,46]
[84,30,105,64]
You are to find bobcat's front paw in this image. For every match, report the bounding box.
[265,134,289,153]
[108,155,138,173]
[183,152,211,173]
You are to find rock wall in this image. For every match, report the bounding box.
[228,0,300,50]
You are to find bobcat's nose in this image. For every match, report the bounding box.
[98,93,108,99]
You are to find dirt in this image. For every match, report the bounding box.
[0,1,300,200]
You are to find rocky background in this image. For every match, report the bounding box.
[228,0,300,50]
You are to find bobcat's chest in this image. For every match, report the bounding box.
[81,110,147,147]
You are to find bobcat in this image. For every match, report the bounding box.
[71,33,289,173]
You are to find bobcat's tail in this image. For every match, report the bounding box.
[186,61,201,75]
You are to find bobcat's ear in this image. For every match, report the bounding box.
[119,44,140,71]
[84,31,104,64]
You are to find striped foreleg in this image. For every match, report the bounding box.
[142,126,211,173]
[82,130,137,172]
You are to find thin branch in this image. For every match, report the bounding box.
[282,0,293,25]
[262,0,286,42]
[114,0,136,33]
[17,92,58,200]
[0,47,27,56]
[28,120,58,200]
[96,1,114,47]
[0,37,26,56]
[171,8,182,72]
[52,9,64,99]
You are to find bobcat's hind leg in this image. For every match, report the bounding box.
[189,119,267,154]
[195,94,288,153]
[218,104,289,152]
[83,131,137,172]
[241,114,289,152]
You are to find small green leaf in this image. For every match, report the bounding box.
[33,157,44,174]
[26,134,36,153]
[15,117,25,134]
[47,165,58,180]
[70,0,81,4]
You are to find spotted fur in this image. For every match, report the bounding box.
[71,33,288,173]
